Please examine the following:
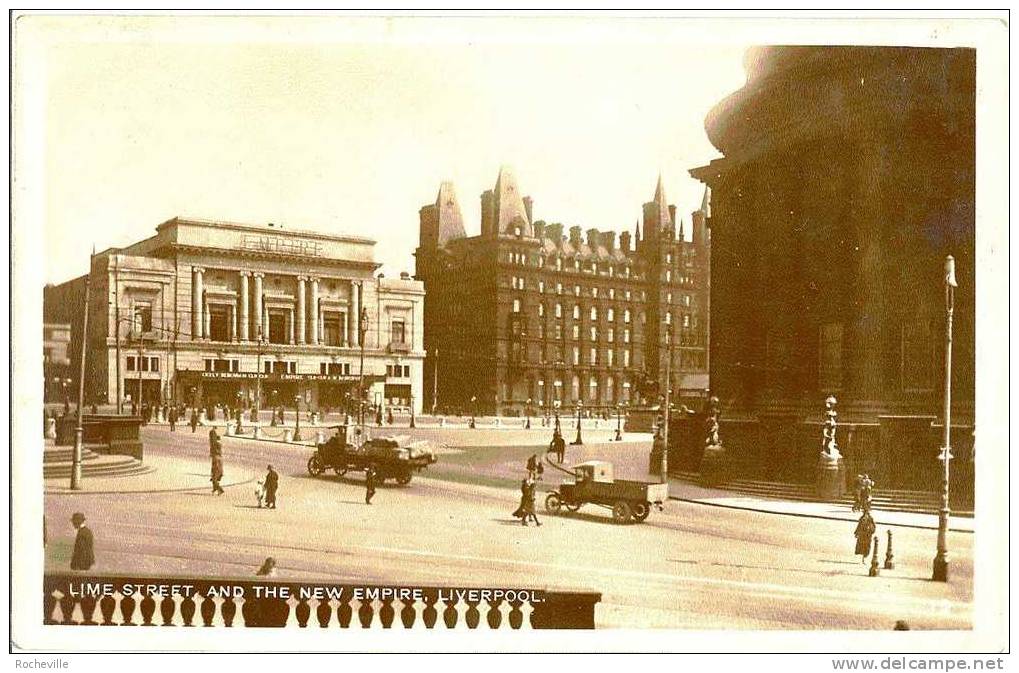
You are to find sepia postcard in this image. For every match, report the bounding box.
[8,11,1010,658]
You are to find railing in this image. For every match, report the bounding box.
[44,574,601,629]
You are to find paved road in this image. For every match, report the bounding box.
[43,426,973,629]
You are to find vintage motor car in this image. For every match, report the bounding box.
[307,426,437,485]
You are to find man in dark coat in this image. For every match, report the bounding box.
[209,428,224,495]
[854,511,876,562]
[70,512,94,571]
[550,430,566,464]
[168,406,177,432]
[264,464,279,509]
[365,465,378,505]
[190,409,199,433]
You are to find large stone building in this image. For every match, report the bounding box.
[415,167,710,417]
[687,47,975,497]
[44,217,425,415]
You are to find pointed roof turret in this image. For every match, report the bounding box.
[678,218,685,241]
[435,181,466,246]
[635,219,642,242]
[700,185,711,217]
[494,165,533,236]
[653,172,668,208]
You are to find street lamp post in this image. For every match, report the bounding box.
[235,391,243,433]
[409,393,416,428]
[525,398,532,429]
[933,255,957,582]
[358,305,369,430]
[271,389,279,426]
[572,400,584,445]
[253,327,266,423]
[553,399,561,435]
[71,269,91,490]
[62,379,71,415]
[615,402,624,442]
[469,395,477,429]
[293,394,302,441]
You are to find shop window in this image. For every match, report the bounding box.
[264,361,272,374]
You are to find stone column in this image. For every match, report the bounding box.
[348,281,357,346]
[238,272,250,341]
[230,304,237,342]
[203,294,211,340]
[319,305,325,344]
[296,276,307,345]
[253,273,264,341]
[288,307,295,345]
[353,281,362,346]
[309,277,320,345]
[192,267,204,339]
[263,305,270,340]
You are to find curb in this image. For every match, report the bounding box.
[668,495,974,533]
[45,475,258,496]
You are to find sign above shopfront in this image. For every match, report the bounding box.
[177,370,383,384]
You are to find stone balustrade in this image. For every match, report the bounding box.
[43,574,600,629]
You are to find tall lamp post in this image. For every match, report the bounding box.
[293,393,302,441]
[71,268,91,490]
[469,395,477,429]
[614,401,624,442]
[409,392,416,428]
[358,306,369,429]
[933,255,957,582]
[553,399,561,435]
[571,400,584,445]
[525,398,532,429]
[253,326,266,423]
[62,378,71,415]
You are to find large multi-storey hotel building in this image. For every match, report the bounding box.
[44,217,425,414]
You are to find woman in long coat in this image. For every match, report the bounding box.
[513,478,529,523]
[854,511,876,562]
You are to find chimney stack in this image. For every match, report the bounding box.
[586,228,600,248]
[620,231,632,252]
[546,223,563,242]
[533,220,546,239]
[568,226,582,245]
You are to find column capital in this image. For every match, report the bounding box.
[192,266,205,274]
[252,272,265,279]
[297,275,309,282]
[239,270,252,277]
[309,276,320,284]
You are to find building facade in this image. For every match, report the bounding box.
[42,322,72,404]
[415,167,709,417]
[687,47,975,496]
[44,217,425,415]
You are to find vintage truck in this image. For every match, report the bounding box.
[544,460,668,524]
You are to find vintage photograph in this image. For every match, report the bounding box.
[10,11,1009,655]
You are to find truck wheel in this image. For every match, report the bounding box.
[612,501,633,524]
[632,501,651,522]
[307,455,324,476]
[396,472,412,485]
[545,492,563,515]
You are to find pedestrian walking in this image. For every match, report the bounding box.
[523,478,541,527]
[526,454,539,479]
[190,409,199,433]
[168,406,177,432]
[512,478,529,524]
[209,428,224,495]
[854,511,876,563]
[549,430,566,464]
[70,512,94,571]
[852,474,864,512]
[255,557,278,577]
[264,464,279,509]
[860,474,875,512]
[365,465,378,505]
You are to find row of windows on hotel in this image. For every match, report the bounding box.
[516,322,702,347]
[507,343,705,370]
[505,249,698,277]
[197,358,412,378]
[533,375,633,404]
[511,301,698,330]
[508,277,698,300]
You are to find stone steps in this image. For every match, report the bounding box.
[674,471,973,516]
[43,452,151,479]
[43,446,104,464]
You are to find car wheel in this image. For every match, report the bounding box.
[396,472,412,485]
[612,501,633,524]
[307,455,324,476]
[632,501,651,522]
[545,492,563,515]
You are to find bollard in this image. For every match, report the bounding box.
[45,417,57,439]
[494,418,500,427]
[439,416,446,427]
[225,423,236,437]
[884,530,895,570]
[869,535,880,577]
[253,426,261,440]
[283,428,293,443]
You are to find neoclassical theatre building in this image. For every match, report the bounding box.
[415,167,710,417]
[44,217,425,414]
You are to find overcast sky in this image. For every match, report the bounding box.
[26,16,750,284]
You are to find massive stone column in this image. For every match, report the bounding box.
[238,272,250,341]
[309,277,320,345]
[296,276,307,345]
[353,281,362,346]
[192,267,204,339]
[253,273,264,341]
[230,304,237,342]
[203,295,211,340]
[288,307,295,345]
